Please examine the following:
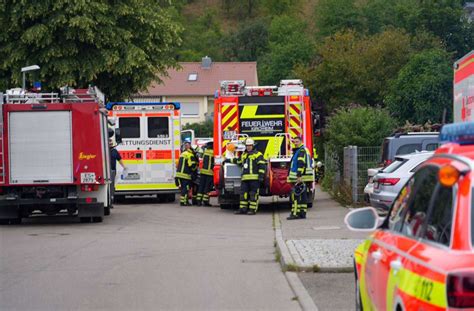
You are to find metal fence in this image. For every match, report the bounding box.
[325,145,381,205]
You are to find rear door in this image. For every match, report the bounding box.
[144,110,178,190]
[9,111,73,184]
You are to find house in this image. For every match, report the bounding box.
[134,57,258,125]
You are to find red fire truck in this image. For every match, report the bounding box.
[0,86,112,224]
[213,79,316,208]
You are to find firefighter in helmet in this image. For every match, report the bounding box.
[225,138,266,215]
[175,139,197,206]
[287,136,314,220]
[196,141,214,206]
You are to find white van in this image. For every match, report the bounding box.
[107,102,181,202]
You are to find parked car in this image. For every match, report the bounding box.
[344,122,474,311]
[381,132,438,167]
[370,151,433,210]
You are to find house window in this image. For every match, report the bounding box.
[188,73,198,81]
[181,102,200,117]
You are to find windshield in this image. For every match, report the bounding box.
[382,158,407,174]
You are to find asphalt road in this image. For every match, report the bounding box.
[0,198,300,311]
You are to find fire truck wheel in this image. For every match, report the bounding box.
[0,219,10,225]
[80,217,92,223]
[104,205,111,216]
[92,216,103,223]
[220,204,232,210]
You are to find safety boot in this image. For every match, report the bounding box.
[287,214,300,220]
[234,208,247,215]
[196,201,202,206]
[299,211,307,219]
[203,201,212,207]
[247,210,256,215]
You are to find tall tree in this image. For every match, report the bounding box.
[223,19,269,61]
[385,49,453,124]
[258,15,313,85]
[0,0,182,100]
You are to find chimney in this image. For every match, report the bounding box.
[201,56,212,69]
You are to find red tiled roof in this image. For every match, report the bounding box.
[141,62,258,96]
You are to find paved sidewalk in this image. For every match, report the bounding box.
[276,186,367,271]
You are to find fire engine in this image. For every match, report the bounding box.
[213,79,316,208]
[454,50,474,122]
[106,102,181,202]
[0,86,112,224]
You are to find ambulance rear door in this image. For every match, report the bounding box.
[143,104,180,192]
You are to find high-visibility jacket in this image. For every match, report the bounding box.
[201,148,214,176]
[231,150,266,181]
[176,149,197,180]
[288,145,314,182]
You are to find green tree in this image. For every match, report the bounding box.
[258,15,313,85]
[296,29,426,111]
[385,49,453,124]
[325,106,396,154]
[183,120,213,137]
[0,0,182,100]
[178,10,225,61]
[223,19,269,61]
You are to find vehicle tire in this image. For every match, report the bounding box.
[80,217,91,223]
[10,217,22,225]
[355,265,363,311]
[0,219,10,225]
[104,205,111,216]
[92,216,103,223]
[220,203,232,210]
[114,195,125,204]
[167,194,176,203]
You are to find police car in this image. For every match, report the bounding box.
[345,122,474,311]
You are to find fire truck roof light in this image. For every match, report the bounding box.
[439,122,474,145]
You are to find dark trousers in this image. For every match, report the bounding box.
[111,170,116,202]
[179,178,192,205]
[290,183,308,216]
[197,174,213,204]
[240,180,260,212]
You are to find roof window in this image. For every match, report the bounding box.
[188,73,198,81]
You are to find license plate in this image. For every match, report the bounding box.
[223,130,237,140]
[123,173,140,180]
[81,172,96,183]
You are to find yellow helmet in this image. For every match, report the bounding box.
[245,138,255,146]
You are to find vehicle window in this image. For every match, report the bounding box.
[148,117,169,138]
[382,159,407,173]
[119,117,140,138]
[388,179,414,232]
[396,144,422,155]
[426,143,439,151]
[400,167,438,238]
[422,185,454,246]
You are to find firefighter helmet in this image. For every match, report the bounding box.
[293,182,306,196]
[245,138,255,146]
[316,161,323,168]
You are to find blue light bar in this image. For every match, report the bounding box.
[440,122,474,145]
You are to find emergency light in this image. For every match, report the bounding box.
[439,122,474,145]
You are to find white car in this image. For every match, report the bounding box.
[369,151,434,210]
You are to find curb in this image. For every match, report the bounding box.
[274,212,319,311]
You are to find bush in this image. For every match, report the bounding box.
[182,120,213,137]
[325,106,396,156]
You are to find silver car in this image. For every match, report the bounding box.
[370,151,434,209]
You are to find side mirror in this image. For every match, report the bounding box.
[115,129,122,144]
[344,207,383,232]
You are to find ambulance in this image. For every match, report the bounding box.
[454,50,474,122]
[106,102,181,202]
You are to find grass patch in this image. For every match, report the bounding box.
[275,248,281,263]
[284,263,301,272]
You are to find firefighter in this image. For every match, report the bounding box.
[175,139,197,206]
[196,141,214,206]
[225,138,266,215]
[190,144,200,205]
[287,136,313,220]
[109,138,126,204]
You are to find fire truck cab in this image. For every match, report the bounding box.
[0,87,111,224]
[106,102,181,202]
[213,79,315,208]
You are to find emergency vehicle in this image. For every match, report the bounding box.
[0,86,111,224]
[106,102,181,202]
[213,80,316,207]
[454,50,474,122]
[345,122,474,311]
